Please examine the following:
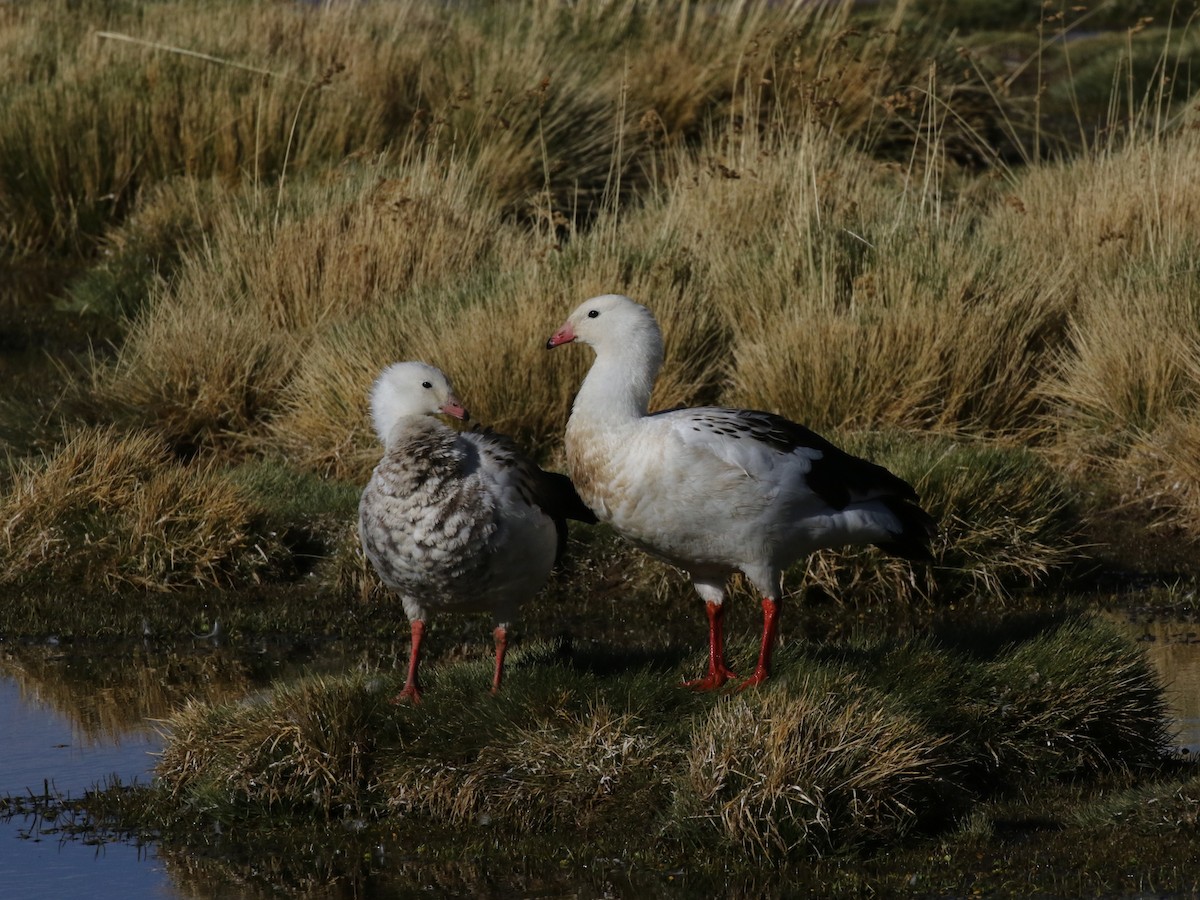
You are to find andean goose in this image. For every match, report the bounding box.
[358,361,594,703]
[546,295,936,689]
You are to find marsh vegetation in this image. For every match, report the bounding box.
[3,0,1200,893]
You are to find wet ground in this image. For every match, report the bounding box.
[1,606,1198,899]
[0,633,724,898]
[3,265,1199,895]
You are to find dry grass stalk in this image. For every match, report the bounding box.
[1132,417,1200,533]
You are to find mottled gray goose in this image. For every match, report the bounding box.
[546,294,936,690]
[358,362,594,702]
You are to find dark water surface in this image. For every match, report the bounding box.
[1119,612,1200,754]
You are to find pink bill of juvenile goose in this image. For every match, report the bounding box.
[358,361,594,703]
[547,294,936,690]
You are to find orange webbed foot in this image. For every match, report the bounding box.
[682,663,739,691]
[390,684,422,705]
[735,667,770,692]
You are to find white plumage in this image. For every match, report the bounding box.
[359,361,593,702]
[547,294,936,689]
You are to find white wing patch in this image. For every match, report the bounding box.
[661,409,822,482]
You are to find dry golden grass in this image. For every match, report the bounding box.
[1013,130,1200,525]
[93,155,513,458]
[1116,417,1200,535]
[677,678,947,855]
[157,672,389,814]
[653,116,1067,436]
[2,0,883,256]
[1042,276,1200,460]
[264,203,732,478]
[0,426,260,590]
[6,0,1200,601]
[383,700,671,831]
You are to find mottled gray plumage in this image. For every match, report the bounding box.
[358,362,593,702]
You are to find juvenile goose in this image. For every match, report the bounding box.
[359,361,594,703]
[546,295,936,690]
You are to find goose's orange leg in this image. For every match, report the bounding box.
[683,601,738,690]
[738,598,780,690]
[392,619,425,704]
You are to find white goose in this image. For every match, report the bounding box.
[358,362,594,703]
[546,295,936,690]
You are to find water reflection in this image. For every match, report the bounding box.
[2,644,253,743]
[0,638,379,900]
[0,672,174,899]
[1121,614,1200,754]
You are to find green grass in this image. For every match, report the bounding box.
[148,616,1174,861]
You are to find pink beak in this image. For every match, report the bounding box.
[440,397,469,420]
[545,322,576,349]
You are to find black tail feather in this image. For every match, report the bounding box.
[536,470,598,565]
[874,496,938,562]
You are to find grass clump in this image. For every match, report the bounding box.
[797,435,1085,606]
[158,671,395,817]
[385,699,673,833]
[677,676,950,855]
[60,177,229,321]
[90,155,518,463]
[967,619,1173,779]
[0,426,265,591]
[152,617,1175,861]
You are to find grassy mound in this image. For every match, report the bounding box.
[153,616,1173,860]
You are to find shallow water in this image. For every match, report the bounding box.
[0,674,173,899]
[1123,614,1200,754]
[2,614,1199,897]
[0,638,374,899]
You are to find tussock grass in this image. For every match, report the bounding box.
[967,620,1173,778]
[0,426,264,590]
[61,177,228,321]
[384,699,673,832]
[153,617,1174,859]
[678,677,950,855]
[1120,416,1200,535]
[798,435,1083,605]
[92,156,512,459]
[6,1,1200,609]
[2,0,900,258]
[158,671,394,816]
[1016,130,1200,528]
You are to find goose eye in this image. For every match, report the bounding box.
[421,381,433,389]
[587,309,599,319]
